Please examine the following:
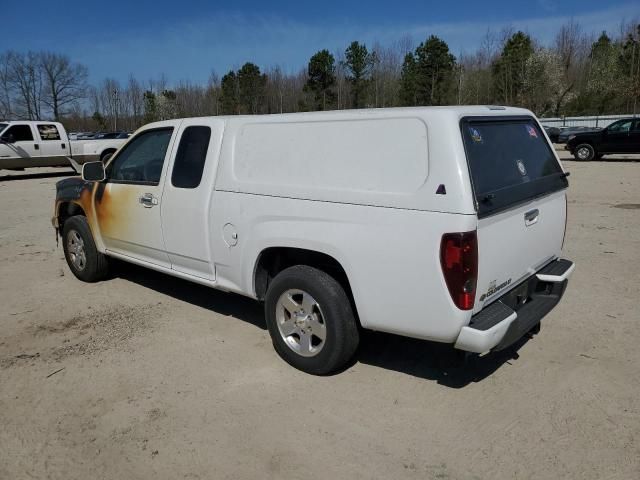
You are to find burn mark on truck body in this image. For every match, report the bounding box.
[53,177,137,247]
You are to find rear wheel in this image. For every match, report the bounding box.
[62,216,109,282]
[265,265,359,375]
[574,143,595,161]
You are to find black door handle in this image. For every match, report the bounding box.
[34,144,39,150]
[524,209,539,225]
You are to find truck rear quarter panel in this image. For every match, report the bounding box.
[210,191,477,342]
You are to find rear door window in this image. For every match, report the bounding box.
[37,124,61,140]
[171,126,211,188]
[461,116,568,217]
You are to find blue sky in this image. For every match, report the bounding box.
[4,0,639,85]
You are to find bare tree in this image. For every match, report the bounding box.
[371,41,403,107]
[0,52,13,118]
[126,74,144,130]
[551,20,587,115]
[6,51,44,120]
[40,51,88,120]
[206,71,221,115]
[100,78,122,130]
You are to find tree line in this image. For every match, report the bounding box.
[1,19,639,132]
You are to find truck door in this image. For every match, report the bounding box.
[602,119,634,153]
[0,124,40,169]
[160,118,224,280]
[35,123,69,166]
[630,120,640,153]
[96,124,179,268]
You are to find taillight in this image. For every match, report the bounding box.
[440,231,478,310]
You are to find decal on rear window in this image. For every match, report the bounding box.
[516,159,527,176]
[526,124,538,138]
[469,127,483,143]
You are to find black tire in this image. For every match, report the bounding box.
[573,143,595,161]
[100,150,115,163]
[62,215,109,282]
[265,265,359,375]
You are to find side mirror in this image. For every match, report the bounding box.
[82,161,106,182]
[0,133,15,144]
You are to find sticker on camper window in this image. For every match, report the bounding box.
[526,125,538,138]
[516,159,528,176]
[469,127,483,143]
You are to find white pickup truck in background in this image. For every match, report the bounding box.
[0,121,126,170]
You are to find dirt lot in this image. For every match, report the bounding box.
[1,155,639,480]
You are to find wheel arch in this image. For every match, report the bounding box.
[252,246,360,323]
[55,200,86,229]
[100,148,117,162]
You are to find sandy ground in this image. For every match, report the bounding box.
[1,154,639,480]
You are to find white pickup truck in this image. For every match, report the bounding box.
[0,121,125,170]
[52,106,574,374]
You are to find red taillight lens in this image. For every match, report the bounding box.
[440,231,478,310]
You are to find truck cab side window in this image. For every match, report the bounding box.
[108,128,173,185]
[37,124,61,140]
[4,125,34,142]
[608,120,633,133]
[171,126,211,189]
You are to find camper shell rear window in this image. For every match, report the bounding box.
[461,116,568,218]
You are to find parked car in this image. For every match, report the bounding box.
[543,126,561,143]
[75,132,97,140]
[0,121,126,170]
[557,126,601,144]
[52,106,574,374]
[94,131,128,140]
[565,118,640,160]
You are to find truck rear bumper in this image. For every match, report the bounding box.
[454,259,574,354]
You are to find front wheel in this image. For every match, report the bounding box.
[573,143,595,161]
[265,265,359,375]
[62,215,109,282]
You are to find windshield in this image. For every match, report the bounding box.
[461,116,568,217]
[0,123,7,134]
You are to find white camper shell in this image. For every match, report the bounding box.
[53,106,574,374]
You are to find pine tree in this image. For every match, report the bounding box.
[304,50,336,110]
[220,70,239,115]
[619,25,640,114]
[238,62,267,114]
[399,53,417,106]
[343,41,375,108]
[142,90,156,123]
[492,31,534,105]
[414,35,456,105]
[586,32,622,114]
